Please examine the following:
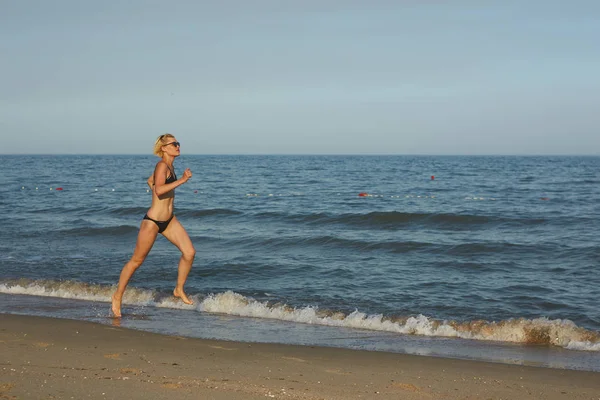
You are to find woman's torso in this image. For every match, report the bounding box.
[147,164,177,220]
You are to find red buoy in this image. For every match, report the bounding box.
[431,176,435,180]
[55,187,64,191]
[358,192,369,197]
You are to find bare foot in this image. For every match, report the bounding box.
[111,293,122,317]
[173,288,194,305]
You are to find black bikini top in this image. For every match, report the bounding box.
[166,165,177,184]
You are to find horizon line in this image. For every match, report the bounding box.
[1,153,599,157]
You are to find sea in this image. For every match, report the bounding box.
[1,154,599,371]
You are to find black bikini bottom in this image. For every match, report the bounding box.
[143,214,174,234]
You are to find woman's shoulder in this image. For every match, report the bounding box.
[155,160,168,169]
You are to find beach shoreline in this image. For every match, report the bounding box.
[2,313,599,400]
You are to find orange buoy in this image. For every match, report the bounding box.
[358,192,369,197]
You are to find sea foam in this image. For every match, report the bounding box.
[1,279,598,352]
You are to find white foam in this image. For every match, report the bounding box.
[2,281,598,351]
[155,295,198,310]
[0,280,153,305]
[566,341,600,351]
[197,292,599,351]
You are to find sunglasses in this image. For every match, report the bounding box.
[165,141,181,147]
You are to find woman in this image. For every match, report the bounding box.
[111,134,195,317]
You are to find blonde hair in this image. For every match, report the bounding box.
[153,133,175,157]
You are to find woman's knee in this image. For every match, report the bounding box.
[128,256,145,269]
[182,246,196,261]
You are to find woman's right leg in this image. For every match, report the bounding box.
[111,220,159,317]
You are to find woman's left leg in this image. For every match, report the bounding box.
[162,216,196,304]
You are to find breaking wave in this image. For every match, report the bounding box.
[1,279,598,352]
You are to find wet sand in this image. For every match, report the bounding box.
[1,313,599,400]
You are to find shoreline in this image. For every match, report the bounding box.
[2,313,600,399]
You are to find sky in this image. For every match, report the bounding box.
[1,0,599,155]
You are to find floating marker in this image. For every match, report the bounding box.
[56,187,63,191]
[358,192,369,197]
[431,176,435,180]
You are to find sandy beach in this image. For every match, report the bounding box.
[1,314,599,400]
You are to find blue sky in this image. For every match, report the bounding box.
[1,1,599,154]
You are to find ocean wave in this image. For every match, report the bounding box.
[109,206,149,216]
[27,206,89,214]
[1,279,598,352]
[105,207,243,219]
[63,206,243,219]
[0,278,153,304]
[59,225,139,237]
[255,211,547,230]
[216,234,432,253]
[177,208,244,218]
[219,234,545,256]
